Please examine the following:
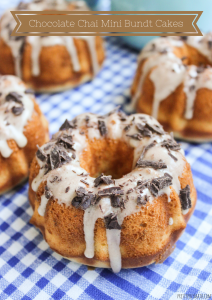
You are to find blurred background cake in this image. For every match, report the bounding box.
[0,75,49,194]
[131,36,212,142]
[0,0,105,93]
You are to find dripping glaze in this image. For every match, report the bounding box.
[0,0,99,78]
[0,75,34,158]
[32,111,189,273]
[132,35,212,120]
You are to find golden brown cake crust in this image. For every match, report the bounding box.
[29,158,196,269]
[0,37,104,93]
[0,2,105,93]
[131,37,212,142]
[28,131,196,270]
[0,99,49,195]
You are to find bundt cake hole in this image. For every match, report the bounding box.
[80,138,134,179]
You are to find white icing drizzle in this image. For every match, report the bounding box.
[0,1,100,78]
[169,217,173,226]
[187,34,212,62]
[82,36,99,75]
[149,54,185,119]
[0,75,34,158]
[182,208,189,215]
[132,52,186,117]
[184,65,212,119]
[106,229,121,273]
[32,112,187,273]
[133,35,212,120]
[0,11,24,78]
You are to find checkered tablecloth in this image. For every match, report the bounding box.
[0,1,212,300]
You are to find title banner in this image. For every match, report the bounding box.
[11,11,203,36]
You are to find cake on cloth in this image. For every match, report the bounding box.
[0,0,105,93]
[29,110,196,272]
[131,35,212,142]
[0,75,49,194]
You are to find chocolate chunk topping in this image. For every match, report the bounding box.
[6,92,22,104]
[126,188,133,194]
[138,140,157,161]
[145,123,164,135]
[208,40,212,49]
[98,187,124,197]
[44,186,53,199]
[118,111,127,121]
[150,43,156,51]
[149,173,173,196]
[11,106,24,116]
[98,120,107,136]
[17,2,29,9]
[107,106,121,116]
[161,139,181,151]
[50,146,61,170]
[59,150,72,164]
[126,133,143,141]
[94,174,113,187]
[57,134,74,150]
[98,187,124,208]
[144,140,157,151]
[179,185,192,210]
[124,124,131,132]
[25,88,34,94]
[44,144,52,151]
[19,37,26,57]
[196,66,204,74]
[137,180,150,190]
[136,159,167,170]
[72,187,96,210]
[59,119,76,131]
[36,146,47,162]
[80,179,89,185]
[76,187,86,197]
[50,176,61,183]
[111,196,124,208]
[180,36,188,41]
[136,180,150,196]
[136,123,152,137]
[168,152,178,162]
[189,85,195,91]
[65,187,70,193]
[85,115,90,123]
[137,195,149,206]
[160,49,168,54]
[104,213,121,230]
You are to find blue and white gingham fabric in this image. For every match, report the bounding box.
[0,1,212,300]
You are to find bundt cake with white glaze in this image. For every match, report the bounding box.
[131,35,212,142]
[0,0,104,93]
[29,109,196,273]
[0,75,49,194]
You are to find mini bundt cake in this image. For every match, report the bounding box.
[0,0,104,93]
[29,110,196,272]
[0,75,49,194]
[131,35,212,142]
